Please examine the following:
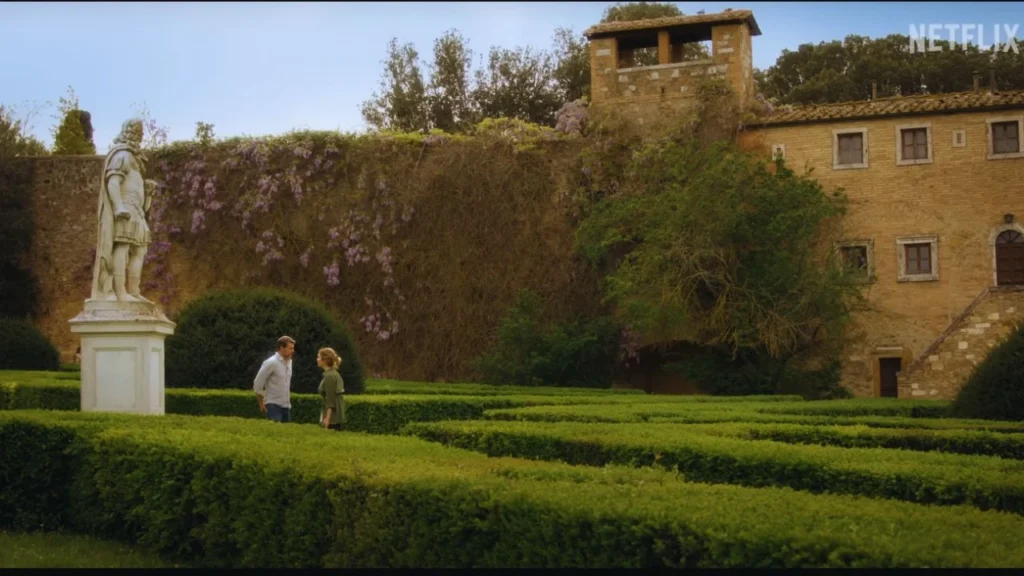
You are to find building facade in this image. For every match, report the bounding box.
[586,10,1024,399]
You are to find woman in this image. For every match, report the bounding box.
[316,347,345,430]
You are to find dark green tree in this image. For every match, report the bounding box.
[361,38,430,133]
[50,86,96,155]
[551,27,591,104]
[760,34,1024,105]
[472,45,563,126]
[427,29,477,133]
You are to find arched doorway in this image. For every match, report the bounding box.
[996,230,1024,286]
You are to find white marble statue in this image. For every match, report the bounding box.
[90,118,159,303]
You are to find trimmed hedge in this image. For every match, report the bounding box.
[404,420,1024,515]
[484,404,1024,433]
[676,422,1024,460]
[17,371,645,397]
[365,379,644,396]
[753,398,951,419]
[0,319,60,371]
[165,288,365,394]
[0,378,582,434]
[4,411,1024,567]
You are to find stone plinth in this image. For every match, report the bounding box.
[69,300,175,415]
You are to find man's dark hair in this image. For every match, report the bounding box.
[277,335,296,350]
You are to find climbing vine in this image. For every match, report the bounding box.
[137,119,603,379]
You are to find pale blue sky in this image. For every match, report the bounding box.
[2,2,1021,152]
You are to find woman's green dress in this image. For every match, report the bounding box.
[318,368,345,429]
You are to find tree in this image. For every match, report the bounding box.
[130,102,170,151]
[574,80,862,370]
[50,86,96,155]
[0,105,47,158]
[361,38,430,133]
[0,105,44,319]
[600,1,682,22]
[472,45,562,126]
[194,121,216,147]
[551,27,591,104]
[760,34,1024,105]
[427,29,477,133]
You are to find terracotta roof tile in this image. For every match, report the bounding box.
[758,89,1024,126]
[584,9,761,38]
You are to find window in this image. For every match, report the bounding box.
[895,124,932,165]
[904,243,931,274]
[952,129,966,148]
[987,118,1023,159]
[615,30,711,70]
[771,144,785,161]
[993,121,1019,154]
[897,235,939,282]
[902,128,927,159]
[836,240,874,282]
[833,128,868,169]
[842,246,868,270]
[995,228,1024,286]
[838,134,863,164]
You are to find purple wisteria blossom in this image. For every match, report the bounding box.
[191,209,207,233]
[323,261,340,286]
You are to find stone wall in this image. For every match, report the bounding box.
[20,105,1024,396]
[22,155,105,361]
[901,286,1024,397]
[711,23,753,110]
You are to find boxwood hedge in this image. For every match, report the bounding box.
[404,420,1024,515]
[4,411,1024,568]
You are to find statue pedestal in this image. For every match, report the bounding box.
[69,300,176,415]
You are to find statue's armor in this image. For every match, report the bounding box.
[106,150,151,247]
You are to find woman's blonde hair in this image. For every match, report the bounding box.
[318,347,342,368]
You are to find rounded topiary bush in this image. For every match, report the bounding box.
[951,323,1024,421]
[0,318,60,371]
[166,288,365,394]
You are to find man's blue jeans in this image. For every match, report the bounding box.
[266,404,291,423]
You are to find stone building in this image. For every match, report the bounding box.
[586,9,1024,399]
[585,9,758,123]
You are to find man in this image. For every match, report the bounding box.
[90,118,158,303]
[253,336,295,422]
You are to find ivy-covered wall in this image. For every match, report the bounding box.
[24,129,608,382]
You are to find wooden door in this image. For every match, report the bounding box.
[879,357,901,398]
[996,230,1024,286]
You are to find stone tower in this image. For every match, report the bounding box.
[584,9,760,121]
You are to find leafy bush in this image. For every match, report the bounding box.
[165,288,365,394]
[5,411,1024,567]
[573,132,862,370]
[473,290,620,388]
[665,350,778,396]
[665,351,850,399]
[406,419,1024,515]
[0,319,60,371]
[951,324,1024,421]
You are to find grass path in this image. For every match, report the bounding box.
[0,531,182,568]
